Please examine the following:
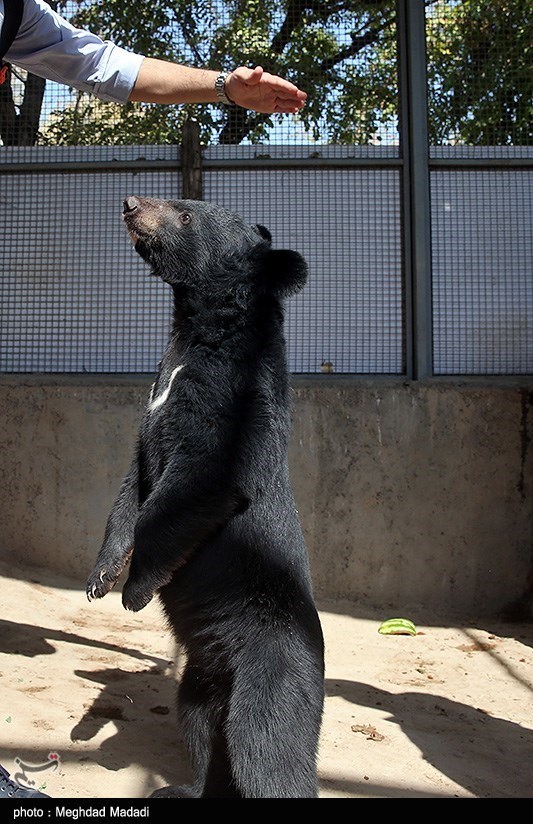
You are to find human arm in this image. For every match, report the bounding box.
[129,62,307,114]
[5,0,306,113]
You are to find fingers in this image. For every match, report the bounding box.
[272,96,307,114]
[260,70,307,100]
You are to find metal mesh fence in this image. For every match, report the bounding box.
[12,0,399,151]
[431,167,532,375]
[426,0,532,375]
[0,153,176,373]
[0,148,404,375]
[426,0,532,157]
[204,163,403,374]
[0,1,531,376]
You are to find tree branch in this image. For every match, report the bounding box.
[271,0,309,55]
[218,106,270,145]
[319,23,392,71]
[0,69,46,146]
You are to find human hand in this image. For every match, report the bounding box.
[225,66,307,114]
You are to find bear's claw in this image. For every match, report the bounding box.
[86,566,119,601]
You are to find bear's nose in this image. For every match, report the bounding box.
[123,196,139,214]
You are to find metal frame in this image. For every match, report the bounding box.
[397,0,432,380]
[1,0,531,379]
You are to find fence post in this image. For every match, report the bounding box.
[181,118,203,200]
[397,0,433,379]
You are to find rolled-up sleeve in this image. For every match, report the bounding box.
[3,0,144,103]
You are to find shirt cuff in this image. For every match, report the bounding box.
[88,45,144,104]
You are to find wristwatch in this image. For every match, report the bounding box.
[215,72,234,105]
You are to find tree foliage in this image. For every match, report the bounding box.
[0,0,530,147]
[427,0,533,145]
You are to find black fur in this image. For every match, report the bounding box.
[86,197,325,798]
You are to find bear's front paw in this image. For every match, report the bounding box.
[121,577,155,612]
[86,548,133,602]
[86,564,120,602]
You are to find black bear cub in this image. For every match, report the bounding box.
[86,197,324,798]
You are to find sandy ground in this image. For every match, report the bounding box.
[1,559,532,800]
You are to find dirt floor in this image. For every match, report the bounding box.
[1,559,532,800]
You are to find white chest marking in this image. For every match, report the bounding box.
[148,365,184,412]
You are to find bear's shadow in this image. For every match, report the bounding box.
[0,617,190,795]
[70,665,192,794]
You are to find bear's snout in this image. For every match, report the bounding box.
[123,196,139,214]
[122,196,163,249]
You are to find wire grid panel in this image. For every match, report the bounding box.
[0,170,179,373]
[205,168,404,374]
[431,169,533,375]
[0,161,404,375]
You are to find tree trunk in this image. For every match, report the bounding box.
[0,69,46,146]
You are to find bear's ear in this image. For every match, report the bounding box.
[263,248,308,297]
[252,224,272,243]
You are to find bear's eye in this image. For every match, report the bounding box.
[179,212,192,226]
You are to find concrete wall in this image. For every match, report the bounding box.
[0,376,532,618]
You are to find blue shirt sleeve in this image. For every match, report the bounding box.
[2,0,144,103]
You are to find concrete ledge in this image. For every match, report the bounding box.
[0,377,532,617]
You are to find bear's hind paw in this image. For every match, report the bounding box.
[150,785,199,798]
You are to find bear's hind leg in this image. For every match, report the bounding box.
[153,659,240,799]
[225,637,324,798]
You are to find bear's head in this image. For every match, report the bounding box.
[122,196,307,300]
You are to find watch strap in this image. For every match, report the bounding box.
[215,72,233,105]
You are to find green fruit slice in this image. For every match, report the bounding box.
[378,618,417,636]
